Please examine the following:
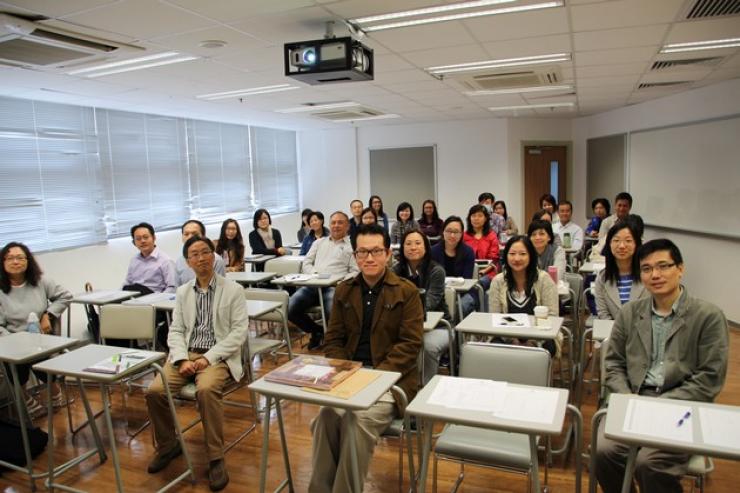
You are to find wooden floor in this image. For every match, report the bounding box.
[2,329,739,493]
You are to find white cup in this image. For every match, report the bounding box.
[533,305,549,319]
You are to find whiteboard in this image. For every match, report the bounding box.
[628,116,740,239]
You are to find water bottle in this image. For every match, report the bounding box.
[27,312,41,334]
[563,232,572,249]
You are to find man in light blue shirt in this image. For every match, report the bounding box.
[124,222,176,294]
[175,220,225,286]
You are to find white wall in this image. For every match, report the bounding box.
[36,213,299,339]
[572,78,740,322]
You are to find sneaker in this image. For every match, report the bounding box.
[208,459,229,491]
[147,443,182,474]
[51,391,66,409]
[307,332,323,350]
[25,396,46,419]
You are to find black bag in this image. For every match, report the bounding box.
[0,417,48,468]
[84,282,100,342]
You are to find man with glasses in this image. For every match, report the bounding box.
[289,211,359,349]
[596,238,729,493]
[308,223,423,493]
[145,235,248,491]
[175,219,225,286]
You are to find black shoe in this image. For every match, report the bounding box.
[308,332,323,350]
[147,443,182,473]
[208,459,229,491]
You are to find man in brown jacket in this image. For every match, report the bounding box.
[308,223,423,493]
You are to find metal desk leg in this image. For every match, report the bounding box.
[345,411,362,493]
[529,435,541,493]
[440,319,456,376]
[277,308,293,359]
[99,383,124,493]
[317,287,328,334]
[259,395,271,493]
[567,404,584,493]
[417,419,434,493]
[9,364,35,491]
[621,446,638,493]
[275,398,294,492]
[67,306,72,338]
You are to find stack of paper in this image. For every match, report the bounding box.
[623,399,693,443]
[84,351,149,374]
[490,313,530,328]
[427,376,508,413]
[699,407,740,449]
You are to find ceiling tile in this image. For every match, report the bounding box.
[320,0,447,19]
[402,44,490,68]
[570,0,685,31]
[227,6,335,45]
[481,34,572,59]
[0,0,116,17]
[576,62,648,78]
[575,46,659,66]
[574,24,669,51]
[369,22,476,52]
[577,74,640,87]
[464,7,570,43]
[373,69,435,84]
[664,18,740,45]
[166,0,316,23]
[373,53,416,73]
[149,26,270,58]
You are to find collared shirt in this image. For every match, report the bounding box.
[175,254,225,286]
[188,275,217,351]
[353,273,386,366]
[644,288,685,388]
[553,220,584,250]
[124,247,176,293]
[302,235,359,277]
[489,212,505,238]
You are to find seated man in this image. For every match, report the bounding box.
[288,211,359,349]
[145,236,248,491]
[552,200,584,250]
[478,192,506,239]
[175,219,225,286]
[125,222,176,294]
[309,223,423,493]
[592,192,633,258]
[596,238,729,493]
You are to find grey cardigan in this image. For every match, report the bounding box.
[0,278,72,335]
[593,270,648,320]
[604,288,728,402]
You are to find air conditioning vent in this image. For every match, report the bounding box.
[685,0,740,18]
[313,107,383,121]
[454,67,561,92]
[638,81,692,89]
[651,57,724,70]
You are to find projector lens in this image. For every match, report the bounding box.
[303,49,316,64]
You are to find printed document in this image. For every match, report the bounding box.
[623,399,693,443]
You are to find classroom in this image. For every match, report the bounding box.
[1,1,739,492]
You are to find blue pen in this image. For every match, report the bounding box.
[676,411,691,427]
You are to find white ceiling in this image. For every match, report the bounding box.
[0,0,738,129]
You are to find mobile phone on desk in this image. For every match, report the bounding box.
[318,273,331,279]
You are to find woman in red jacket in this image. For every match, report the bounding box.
[463,204,500,292]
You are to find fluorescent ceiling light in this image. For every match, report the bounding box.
[84,56,198,77]
[354,0,515,23]
[660,37,740,53]
[427,53,570,75]
[488,102,574,111]
[67,52,181,75]
[466,84,572,95]
[352,1,562,32]
[276,101,360,113]
[197,84,299,100]
[332,114,401,123]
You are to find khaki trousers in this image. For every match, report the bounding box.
[308,391,396,493]
[145,352,232,461]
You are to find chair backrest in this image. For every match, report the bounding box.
[265,257,302,276]
[444,286,457,323]
[244,288,289,323]
[564,272,584,309]
[100,304,156,342]
[459,342,551,387]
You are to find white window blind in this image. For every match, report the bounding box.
[98,109,189,236]
[186,119,253,222]
[250,126,299,214]
[0,96,105,252]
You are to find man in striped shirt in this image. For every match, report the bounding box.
[145,235,248,491]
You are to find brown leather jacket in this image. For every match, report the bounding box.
[324,269,423,407]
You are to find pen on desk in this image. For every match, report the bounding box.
[677,411,691,427]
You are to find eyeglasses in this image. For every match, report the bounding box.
[4,255,27,262]
[443,229,462,236]
[640,262,676,275]
[188,249,213,260]
[610,238,635,246]
[355,248,386,259]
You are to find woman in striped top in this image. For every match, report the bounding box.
[593,220,647,319]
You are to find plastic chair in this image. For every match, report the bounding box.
[379,385,416,493]
[244,288,294,360]
[264,256,302,276]
[432,343,552,493]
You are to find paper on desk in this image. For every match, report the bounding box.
[445,277,465,286]
[490,313,530,328]
[623,399,693,443]
[699,407,740,449]
[294,364,334,379]
[494,387,559,424]
[284,273,316,282]
[427,376,507,413]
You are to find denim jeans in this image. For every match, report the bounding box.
[288,286,335,335]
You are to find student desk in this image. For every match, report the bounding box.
[0,332,81,491]
[32,345,193,493]
[579,262,605,275]
[406,375,574,493]
[249,368,401,493]
[66,289,140,337]
[271,273,345,333]
[422,311,456,378]
[455,313,563,341]
[226,271,277,286]
[445,278,485,321]
[124,295,281,319]
[598,393,740,493]
[244,254,276,271]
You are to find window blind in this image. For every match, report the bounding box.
[250,126,299,214]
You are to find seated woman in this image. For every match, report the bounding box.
[489,235,559,355]
[494,200,518,241]
[248,209,286,271]
[369,194,389,233]
[528,219,566,282]
[431,216,476,318]
[360,206,378,225]
[394,230,450,385]
[531,210,562,247]
[539,193,559,223]
[462,204,499,290]
[0,242,72,417]
[585,198,610,238]
[297,208,312,243]
[216,218,245,272]
[390,201,420,245]
[299,210,329,255]
[593,220,647,319]
[417,199,444,240]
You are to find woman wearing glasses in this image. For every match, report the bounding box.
[394,229,450,384]
[0,242,72,417]
[431,216,476,316]
[593,220,647,320]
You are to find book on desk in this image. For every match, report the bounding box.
[265,355,361,390]
[83,350,150,374]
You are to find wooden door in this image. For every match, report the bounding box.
[524,145,567,226]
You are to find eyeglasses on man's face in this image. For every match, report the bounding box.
[639,262,676,275]
[4,255,27,262]
[355,248,386,259]
[188,249,214,260]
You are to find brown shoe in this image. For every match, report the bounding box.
[147,443,182,473]
[208,459,229,491]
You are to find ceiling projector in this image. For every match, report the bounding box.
[284,36,373,85]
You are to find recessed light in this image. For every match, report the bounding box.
[197,84,299,100]
[488,102,574,111]
[68,52,183,75]
[331,114,401,123]
[199,40,227,49]
[466,85,572,95]
[85,56,198,78]
[660,37,740,53]
[275,101,360,113]
[427,53,571,76]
